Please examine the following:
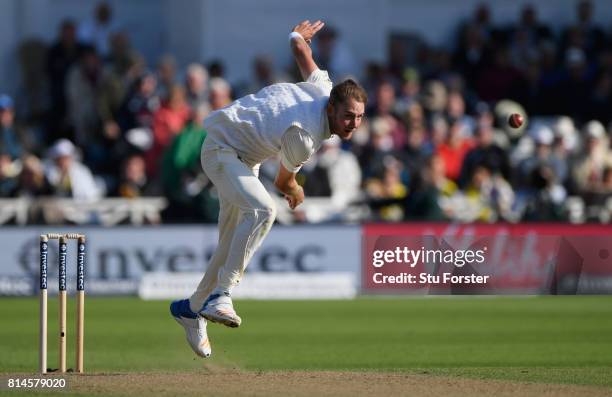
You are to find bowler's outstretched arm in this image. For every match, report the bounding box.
[290,20,325,81]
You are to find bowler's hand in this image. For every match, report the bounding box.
[292,20,325,44]
[284,185,304,210]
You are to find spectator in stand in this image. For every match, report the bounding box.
[508,4,552,71]
[460,107,511,187]
[98,33,143,138]
[561,0,606,62]
[0,151,18,197]
[402,101,426,133]
[429,114,449,149]
[117,72,160,133]
[387,37,409,84]
[147,84,191,176]
[394,68,421,116]
[98,36,144,175]
[299,156,329,198]
[364,156,407,221]
[453,8,491,91]
[66,45,102,148]
[599,167,612,194]
[420,79,447,120]
[445,90,474,133]
[550,119,576,187]
[156,54,178,101]
[552,116,580,163]
[518,125,567,187]
[572,120,612,194]
[462,3,495,41]
[45,139,102,200]
[185,63,210,112]
[358,117,398,180]
[15,154,51,198]
[161,105,218,223]
[46,20,84,140]
[208,77,232,111]
[0,95,23,160]
[313,25,357,81]
[516,5,552,42]
[207,60,226,79]
[397,124,431,190]
[301,136,361,207]
[436,118,474,182]
[361,62,387,103]
[369,81,407,150]
[520,164,568,221]
[115,153,157,198]
[243,55,288,96]
[405,154,457,221]
[557,47,593,121]
[105,30,141,79]
[463,165,516,222]
[77,2,119,60]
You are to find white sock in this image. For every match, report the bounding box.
[188,297,201,313]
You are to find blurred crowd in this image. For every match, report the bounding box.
[1,1,612,224]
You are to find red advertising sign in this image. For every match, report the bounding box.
[362,224,612,294]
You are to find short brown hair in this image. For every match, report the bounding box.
[329,79,368,106]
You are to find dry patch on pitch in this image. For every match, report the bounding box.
[60,370,611,397]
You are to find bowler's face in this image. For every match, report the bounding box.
[328,98,365,140]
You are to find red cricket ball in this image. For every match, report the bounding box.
[508,113,524,128]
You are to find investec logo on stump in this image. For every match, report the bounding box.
[371,245,490,285]
[59,241,67,291]
[77,242,85,291]
[39,242,48,290]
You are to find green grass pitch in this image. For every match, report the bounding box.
[1,296,611,387]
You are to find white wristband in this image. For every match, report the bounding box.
[289,31,304,42]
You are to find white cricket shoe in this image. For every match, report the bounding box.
[170,299,212,358]
[200,293,242,328]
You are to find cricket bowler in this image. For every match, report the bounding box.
[171,20,367,357]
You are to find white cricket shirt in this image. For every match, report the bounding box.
[203,69,333,172]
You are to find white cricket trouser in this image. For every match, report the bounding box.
[189,137,276,311]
